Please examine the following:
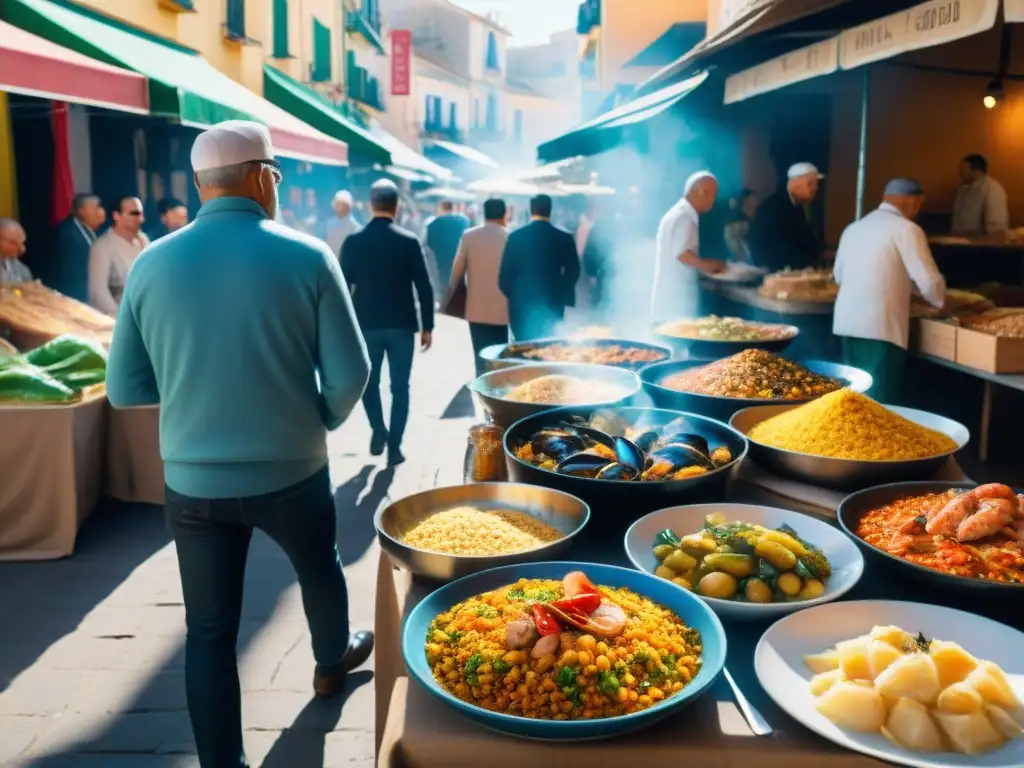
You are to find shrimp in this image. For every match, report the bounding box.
[926,492,974,536]
[970,483,1017,503]
[957,498,1016,542]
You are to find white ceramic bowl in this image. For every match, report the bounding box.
[623,503,864,621]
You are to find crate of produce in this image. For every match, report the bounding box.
[912,318,958,360]
[955,312,1024,373]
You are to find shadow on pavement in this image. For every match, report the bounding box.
[440,385,474,420]
[0,498,170,691]
[261,669,373,768]
[334,465,394,566]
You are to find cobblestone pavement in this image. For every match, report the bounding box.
[0,315,478,767]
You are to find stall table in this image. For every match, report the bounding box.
[912,352,1024,462]
[699,280,838,361]
[0,393,105,560]
[104,404,164,505]
[375,460,992,766]
[927,237,1024,288]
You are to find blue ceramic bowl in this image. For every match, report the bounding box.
[402,560,727,741]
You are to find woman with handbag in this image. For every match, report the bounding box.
[442,198,510,378]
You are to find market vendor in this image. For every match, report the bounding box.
[951,153,1009,235]
[832,178,946,404]
[88,196,150,316]
[0,218,31,284]
[750,162,824,272]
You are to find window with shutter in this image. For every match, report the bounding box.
[485,92,497,131]
[448,102,457,130]
[272,0,289,57]
[311,18,332,82]
[225,0,245,40]
[485,31,500,71]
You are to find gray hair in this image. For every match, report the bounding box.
[71,193,99,213]
[684,170,717,196]
[195,162,252,189]
[0,217,20,235]
[333,190,353,206]
[369,179,399,213]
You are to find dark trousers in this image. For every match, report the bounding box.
[468,322,508,377]
[361,328,415,450]
[841,335,907,405]
[165,465,349,768]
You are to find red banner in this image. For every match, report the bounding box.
[391,29,411,96]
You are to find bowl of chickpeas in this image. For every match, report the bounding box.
[623,503,864,621]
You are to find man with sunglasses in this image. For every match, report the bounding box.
[105,120,372,768]
[87,195,149,315]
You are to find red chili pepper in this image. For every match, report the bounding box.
[532,604,561,636]
[551,592,601,616]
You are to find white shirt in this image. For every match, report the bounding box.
[951,175,1009,234]
[88,228,149,316]
[833,203,946,350]
[651,198,700,321]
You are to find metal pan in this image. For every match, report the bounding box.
[478,337,672,373]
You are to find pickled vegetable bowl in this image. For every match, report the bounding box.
[424,571,703,721]
[652,513,832,603]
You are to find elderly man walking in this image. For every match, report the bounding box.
[326,189,360,256]
[105,121,373,768]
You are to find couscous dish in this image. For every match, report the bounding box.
[425,571,703,720]
[400,506,561,556]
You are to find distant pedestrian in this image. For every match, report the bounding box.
[51,193,104,300]
[445,197,509,376]
[342,179,435,466]
[326,190,360,256]
[105,120,373,768]
[88,195,150,316]
[426,199,469,289]
[148,196,189,241]
[0,218,31,284]
[498,194,580,340]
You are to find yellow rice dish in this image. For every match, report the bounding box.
[747,389,958,461]
[425,572,703,720]
[504,374,627,405]
[400,507,561,556]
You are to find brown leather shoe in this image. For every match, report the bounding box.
[313,630,374,698]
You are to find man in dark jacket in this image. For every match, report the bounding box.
[498,194,580,340]
[425,200,469,289]
[50,193,105,300]
[749,162,824,272]
[342,180,434,466]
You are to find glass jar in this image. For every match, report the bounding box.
[463,423,508,483]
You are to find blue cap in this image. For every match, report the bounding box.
[884,178,924,196]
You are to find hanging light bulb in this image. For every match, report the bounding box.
[984,78,1004,109]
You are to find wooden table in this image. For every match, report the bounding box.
[912,352,1024,462]
[374,461,986,767]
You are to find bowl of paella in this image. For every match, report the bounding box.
[402,561,727,740]
[837,481,1024,594]
[479,337,672,373]
[653,316,799,358]
[503,406,748,526]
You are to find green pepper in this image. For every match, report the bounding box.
[464,653,485,685]
[757,558,779,587]
[563,684,582,704]
[0,365,75,403]
[662,653,677,669]
[24,335,107,371]
[598,669,620,696]
[556,665,577,688]
[654,529,681,548]
[492,659,512,675]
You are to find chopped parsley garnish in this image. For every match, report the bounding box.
[464,653,485,685]
[632,651,649,665]
[598,669,621,696]
[475,605,498,619]
[505,587,557,603]
[446,630,464,644]
[492,659,512,675]
[556,665,577,688]
[915,632,931,653]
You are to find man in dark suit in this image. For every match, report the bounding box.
[425,200,469,290]
[498,194,580,340]
[341,180,434,466]
[50,193,105,301]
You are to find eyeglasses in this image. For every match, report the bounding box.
[260,162,283,186]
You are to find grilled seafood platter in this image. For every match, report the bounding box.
[513,411,734,483]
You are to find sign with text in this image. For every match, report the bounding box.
[1005,0,1024,22]
[391,29,411,96]
[724,37,839,104]
[839,0,999,70]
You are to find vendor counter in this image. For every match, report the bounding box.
[927,236,1024,288]
[699,279,839,361]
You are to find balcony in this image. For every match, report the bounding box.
[421,123,465,143]
[346,7,386,55]
[576,0,600,36]
[347,60,385,111]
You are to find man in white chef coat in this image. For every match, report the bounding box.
[833,178,946,404]
[650,171,725,322]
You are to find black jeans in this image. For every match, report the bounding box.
[361,328,415,450]
[165,465,349,768]
[468,322,508,377]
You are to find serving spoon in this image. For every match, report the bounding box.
[724,666,773,736]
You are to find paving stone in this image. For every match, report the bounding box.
[66,670,185,714]
[26,711,193,755]
[34,635,133,672]
[0,715,48,762]
[0,671,89,716]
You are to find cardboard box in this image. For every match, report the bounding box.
[955,327,1024,373]
[914,318,958,360]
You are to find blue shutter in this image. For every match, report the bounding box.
[312,19,332,81]
[272,0,289,57]
[448,102,457,129]
[485,32,499,71]
[486,93,497,131]
[225,0,245,39]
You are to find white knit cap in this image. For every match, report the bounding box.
[191,120,277,173]
[787,161,824,180]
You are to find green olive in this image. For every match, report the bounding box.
[745,578,773,603]
[653,544,675,562]
[698,571,738,600]
[663,548,698,573]
[776,572,802,597]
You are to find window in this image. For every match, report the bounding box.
[272,0,289,58]
[448,102,457,130]
[485,92,497,132]
[513,109,523,143]
[225,0,245,40]
[311,18,332,82]
[425,95,443,129]
[473,98,480,128]
[485,31,500,71]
